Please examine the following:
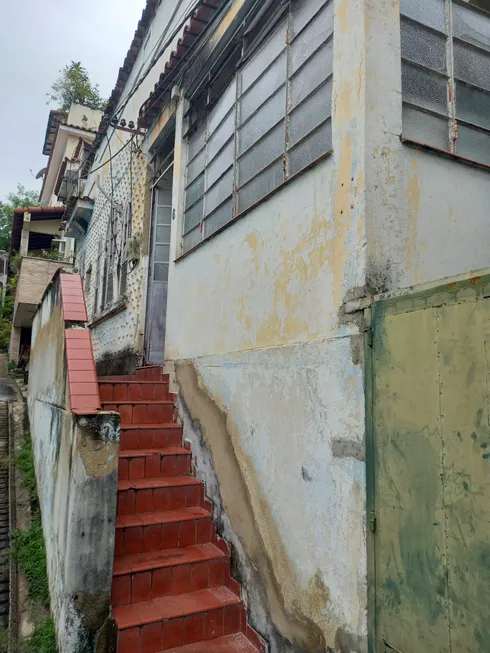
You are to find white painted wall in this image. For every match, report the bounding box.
[365,0,490,292]
[163,0,369,645]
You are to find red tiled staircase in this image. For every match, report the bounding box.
[99,366,266,653]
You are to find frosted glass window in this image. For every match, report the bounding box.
[183,0,334,253]
[400,0,446,32]
[237,123,284,186]
[401,62,448,115]
[238,87,286,155]
[289,120,332,175]
[400,19,447,72]
[402,105,450,149]
[453,42,490,92]
[292,0,331,37]
[400,0,490,165]
[453,2,490,51]
[208,111,235,161]
[240,19,287,94]
[290,42,333,109]
[204,199,234,238]
[289,79,333,146]
[290,2,334,73]
[456,81,490,131]
[205,169,233,216]
[237,161,284,213]
[456,125,490,165]
[239,53,287,123]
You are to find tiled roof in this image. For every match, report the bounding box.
[42,110,67,156]
[104,0,161,121]
[138,0,225,127]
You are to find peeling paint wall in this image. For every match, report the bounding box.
[365,0,490,292]
[162,0,369,648]
[28,275,120,653]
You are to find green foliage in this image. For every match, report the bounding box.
[48,61,106,112]
[16,435,37,502]
[10,511,49,608]
[0,624,8,653]
[0,184,39,253]
[23,617,57,653]
[10,433,49,609]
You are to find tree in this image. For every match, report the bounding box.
[47,61,106,112]
[0,184,39,252]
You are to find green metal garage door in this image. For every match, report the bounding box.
[369,275,490,653]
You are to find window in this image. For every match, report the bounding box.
[401,0,490,165]
[183,0,334,254]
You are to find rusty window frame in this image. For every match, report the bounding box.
[182,0,334,255]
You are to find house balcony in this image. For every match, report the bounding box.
[12,257,73,329]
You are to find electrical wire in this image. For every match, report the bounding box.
[107,0,203,128]
[89,134,134,175]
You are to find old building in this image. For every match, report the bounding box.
[25,0,490,651]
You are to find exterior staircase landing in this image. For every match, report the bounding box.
[99,365,265,653]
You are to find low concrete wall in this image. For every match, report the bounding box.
[28,271,120,653]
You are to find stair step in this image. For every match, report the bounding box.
[116,508,215,556]
[118,477,204,515]
[136,365,165,381]
[113,543,226,576]
[120,426,183,451]
[119,448,191,481]
[165,633,260,653]
[101,401,174,425]
[114,587,242,652]
[99,381,171,402]
[112,544,228,605]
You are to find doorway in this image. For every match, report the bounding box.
[144,164,173,365]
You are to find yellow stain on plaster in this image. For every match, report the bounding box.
[245,233,261,277]
[405,156,421,283]
[209,0,245,47]
[336,0,350,33]
[253,212,334,349]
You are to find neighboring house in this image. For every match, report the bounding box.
[8,104,103,366]
[24,0,490,652]
[8,206,71,365]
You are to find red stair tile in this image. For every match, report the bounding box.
[98,373,266,653]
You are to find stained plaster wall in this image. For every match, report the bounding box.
[76,0,197,371]
[161,1,369,649]
[77,141,149,372]
[364,0,490,293]
[28,274,119,653]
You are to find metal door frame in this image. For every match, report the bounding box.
[365,270,490,653]
[143,164,174,364]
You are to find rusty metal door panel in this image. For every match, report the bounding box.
[373,308,450,653]
[371,281,490,653]
[437,300,490,651]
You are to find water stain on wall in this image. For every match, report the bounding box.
[175,360,330,652]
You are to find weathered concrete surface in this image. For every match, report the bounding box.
[364,0,490,291]
[28,273,120,653]
[163,0,369,648]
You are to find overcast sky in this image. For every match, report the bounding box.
[0,0,147,202]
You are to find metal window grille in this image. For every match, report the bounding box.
[183,0,334,254]
[401,0,490,164]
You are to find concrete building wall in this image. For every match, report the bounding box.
[28,273,119,653]
[75,0,199,374]
[364,0,490,293]
[78,141,149,374]
[162,2,369,650]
